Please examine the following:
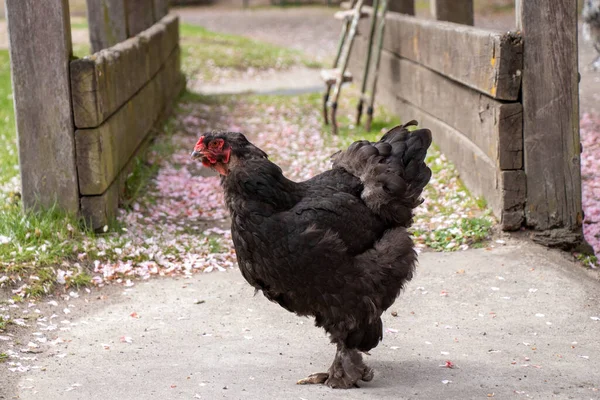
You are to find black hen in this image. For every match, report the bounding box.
[191,121,432,388]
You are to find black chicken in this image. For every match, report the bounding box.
[191,121,432,388]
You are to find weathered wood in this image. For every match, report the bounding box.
[500,170,526,211]
[388,0,414,15]
[357,11,523,100]
[531,229,584,250]
[71,14,179,128]
[126,0,156,37]
[5,0,79,212]
[499,170,526,230]
[518,0,583,235]
[75,47,181,196]
[354,39,523,169]
[85,0,128,53]
[81,50,185,229]
[429,0,473,25]
[153,0,169,21]
[80,185,119,230]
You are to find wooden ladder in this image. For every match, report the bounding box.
[322,0,388,134]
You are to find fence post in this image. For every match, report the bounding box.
[5,0,80,213]
[389,0,414,15]
[517,0,583,246]
[154,0,169,21]
[86,0,128,53]
[126,0,157,36]
[429,0,473,25]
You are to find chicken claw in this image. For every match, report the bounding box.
[297,372,329,385]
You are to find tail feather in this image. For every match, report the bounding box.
[332,120,432,227]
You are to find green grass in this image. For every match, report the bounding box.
[180,23,323,81]
[208,236,224,253]
[414,217,493,251]
[0,51,17,187]
[0,50,95,291]
[0,203,96,291]
[575,253,599,269]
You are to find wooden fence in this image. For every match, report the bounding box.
[348,0,583,248]
[6,0,185,229]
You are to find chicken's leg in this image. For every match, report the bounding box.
[297,344,373,388]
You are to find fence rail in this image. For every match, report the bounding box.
[349,0,583,247]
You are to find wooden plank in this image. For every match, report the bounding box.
[388,0,414,15]
[71,14,179,128]
[126,0,156,37]
[429,0,473,25]
[153,0,169,21]
[80,184,119,230]
[358,11,523,100]
[5,0,79,212]
[499,170,526,230]
[518,1,583,236]
[85,0,128,53]
[81,51,185,229]
[76,47,181,196]
[360,41,523,169]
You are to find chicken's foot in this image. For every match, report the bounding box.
[296,344,373,389]
[297,372,329,385]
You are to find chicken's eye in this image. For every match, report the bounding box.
[209,139,224,150]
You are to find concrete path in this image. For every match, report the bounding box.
[7,240,600,399]
[2,7,600,400]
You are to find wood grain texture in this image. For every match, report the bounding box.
[126,0,156,37]
[349,40,525,228]
[429,0,473,25]
[353,40,523,169]
[5,0,79,212]
[351,37,522,169]
[86,0,128,53]
[76,47,182,196]
[80,51,185,229]
[518,0,583,233]
[153,0,169,21]
[358,10,523,100]
[71,14,179,128]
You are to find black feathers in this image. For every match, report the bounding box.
[214,122,432,353]
[332,120,432,226]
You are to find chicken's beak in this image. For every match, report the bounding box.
[191,150,203,160]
